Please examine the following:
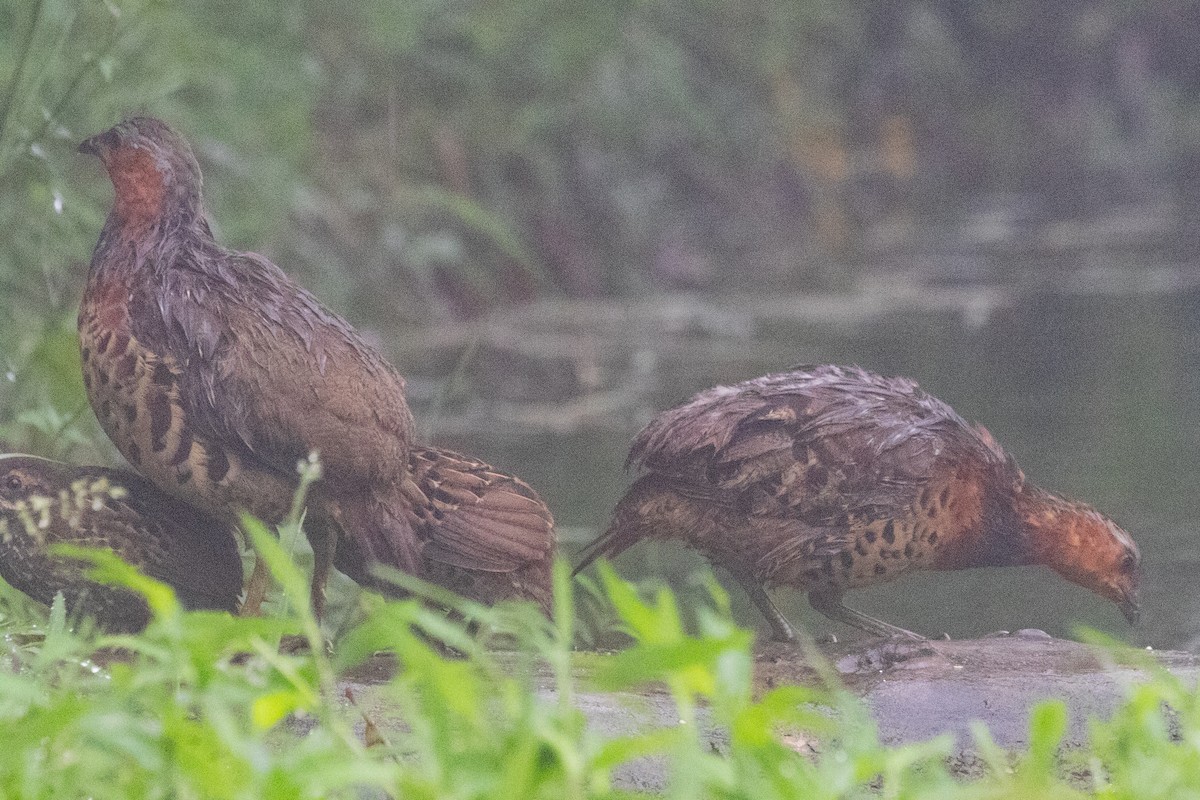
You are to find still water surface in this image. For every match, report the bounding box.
[428,282,1200,649]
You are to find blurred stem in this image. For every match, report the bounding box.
[276,454,319,621]
[0,0,135,180]
[421,335,479,439]
[289,459,331,696]
[0,0,49,166]
[40,8,140,142]
[551,559,575,714]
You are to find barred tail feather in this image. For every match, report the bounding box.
[408,446,556,609]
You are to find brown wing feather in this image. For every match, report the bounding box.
[407,447,556,573]
[97,470,243,612]
[576,365,1012,576]
[630,364,1004,517]
[154,247,414,492]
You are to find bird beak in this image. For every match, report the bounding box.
[78,128,118,158]
[1118,594,1140,625]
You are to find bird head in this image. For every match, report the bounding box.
[0,455,65,511]
[78,117,204,228]
[1020,489,1142,624]
[0,455,71,543]
[0,455,128,542]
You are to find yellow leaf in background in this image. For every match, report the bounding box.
[252,689,299,730]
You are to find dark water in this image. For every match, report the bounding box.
[429,283,1200,650]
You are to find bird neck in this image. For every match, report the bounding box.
[101,147,203,242]
[933,482,1029,570]
[1011,486,1089,571]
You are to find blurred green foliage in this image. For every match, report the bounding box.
[3,540,1200,797]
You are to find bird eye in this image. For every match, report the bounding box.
[1121,552,1137,571]
[4,475,21,491]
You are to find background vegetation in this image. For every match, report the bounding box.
[4,0,1200,451]
[4,0,1200,449]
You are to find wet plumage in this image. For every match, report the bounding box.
[396,447,554,614]
[574,364,1141,640]
[78,117,554,613]
[0,455,242,632]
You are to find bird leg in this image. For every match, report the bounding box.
[729,570,796,642]
[240,555,270,616]
[240,520,336,622]
[807,590,925,640]
[307,522,337,621]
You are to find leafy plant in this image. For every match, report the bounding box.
[4,528,1200,797]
